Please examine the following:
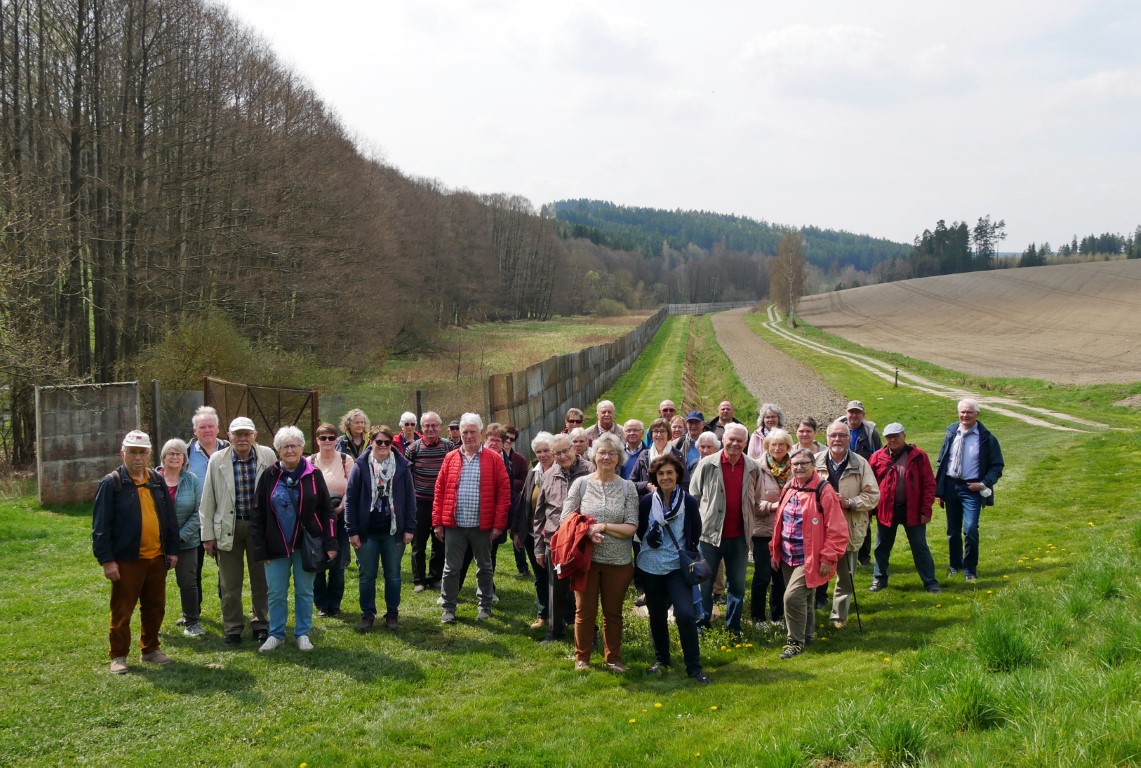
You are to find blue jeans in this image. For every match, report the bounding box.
[314,518,349,613]
[945,484,982,575]
[264,551,315,640]
[698,536,748,633]
[874,519,938,588]
[358,532,405,620]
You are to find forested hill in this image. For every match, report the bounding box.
[549,199,911,271]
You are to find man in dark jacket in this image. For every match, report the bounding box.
[839,400,883,566]
[935,399,1003,583]
[92,430,180,674]
[868,423,940,593]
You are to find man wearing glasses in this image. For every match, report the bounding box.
[199,416,277,645]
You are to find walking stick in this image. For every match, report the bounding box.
[849,557,864,634]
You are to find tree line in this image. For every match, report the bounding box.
[1019,228,1141,267]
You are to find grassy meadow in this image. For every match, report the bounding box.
[1,310,1137,766]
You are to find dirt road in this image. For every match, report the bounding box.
[711,308,849,427]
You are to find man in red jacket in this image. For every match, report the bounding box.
[433,413,511,624]
[867,423,940,594]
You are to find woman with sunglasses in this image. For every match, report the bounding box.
[345,425,416,631]
[393,412,421,457]
[310,422,354,618]
[636,452,708,683]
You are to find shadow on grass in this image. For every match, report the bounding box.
[142,660,263,699]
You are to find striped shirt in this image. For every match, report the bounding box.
[232,451,258,519]
[455,448,482,528]
[406,437,454,501]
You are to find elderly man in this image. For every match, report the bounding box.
[935,399,1004,583]
[689,423,763,637]
[710,401,744,440]
[838,400,883,565]
[405,411,453,592]
[675,411,708,471]
[447,419,461,447]
[563,408,585,434]
[643,400,678,446]
[585,400,622,442]
[620,419,646,480]
[93,430,180,674]
[199,416,277,645]
[869,423,940,593]
[433,413,511,623]
[185,405,228,624]
[815,421,880,628]
[533,433,592,642]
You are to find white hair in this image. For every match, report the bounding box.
[757,403,784,429]
[695,432,721,450]
[531,431,554,453]
[569,427,588,440]
[723,423,748,441]
[596,400,615,414]
[161,438,189,462]
[420,411,441,427]
[763,428,794,451]
[459,412,484,432]
[588,432,623,461]
[623,419,644,431]
[191,405,219,428]
[400,411,417,426]
[273,425,305,451]
[827,420,851,437]
[958,398,980,414]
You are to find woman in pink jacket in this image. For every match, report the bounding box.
[770,448,848,659]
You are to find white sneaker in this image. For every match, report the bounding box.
[183,623,205,638]
[296,635,314,651]
[258,636,284,653]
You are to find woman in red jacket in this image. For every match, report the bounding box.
[770,448,848,659]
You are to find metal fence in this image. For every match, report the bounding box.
[667,301,757,315]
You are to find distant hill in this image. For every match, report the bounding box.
[548,199,911,272]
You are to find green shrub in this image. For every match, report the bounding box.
[1071,547,1126,600]
[943,673,1006,731]
[756,740,807,768]
[866,714,930,767]
[593,298,629,317]
[974,615,1038,672]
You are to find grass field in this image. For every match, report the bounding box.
[2,312,1137,766]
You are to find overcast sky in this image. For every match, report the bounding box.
[220,0,1139,251]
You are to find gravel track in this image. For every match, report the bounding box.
[711,307,849,427]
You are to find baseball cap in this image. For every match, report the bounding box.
[229,416,256,432]
[121,430,152,450]
[846,400,865,412]
[685,410,705,422]
[882,422,905,436]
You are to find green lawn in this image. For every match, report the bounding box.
[1,312,1137,766]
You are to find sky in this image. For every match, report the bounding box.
[219,0,1140,251]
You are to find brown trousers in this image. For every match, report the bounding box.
[574,561,634,664]
[108,555,168,658]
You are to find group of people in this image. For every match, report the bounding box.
[92,396,1002,677]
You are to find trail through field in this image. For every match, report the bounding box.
[760,306,1110,433]
[710,308,848,426]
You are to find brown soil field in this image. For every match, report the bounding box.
[797,260,1141,385]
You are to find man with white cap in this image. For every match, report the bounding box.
[199,416,277,645]
[838,400,882,566]
[868,422,940,593]
[92,430,180,674]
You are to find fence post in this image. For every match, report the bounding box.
[415,390,423,423]
[152,379,161,448]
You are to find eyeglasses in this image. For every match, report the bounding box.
[566,419,583,424]
[402,422,416,427]
[317,435,337,442]
[504,436,516,443]
[280,444,303,451]
[374,439,392,446]
[791,461,813,467]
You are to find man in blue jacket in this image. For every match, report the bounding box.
[935,399,1004,584]
[92,430,180,674]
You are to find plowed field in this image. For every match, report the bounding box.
[797,261,1141,384]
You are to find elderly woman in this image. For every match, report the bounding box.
[569,427,590,460]
[795,417,824,454]
[251,427,338,652]
[814,421,880,629]
[310,422,354,618]
[750,428,793,628]
[637,453,709,683]
[632,417,687,493]
[346,425,416,632]
[748,403,785,459]
[561,433,639,672]
[393,411,420,457]
[670,415,686,441]
[157,438,204,638]
[511,431,557,630]
[770,448,848,659]
[336,408,370,459]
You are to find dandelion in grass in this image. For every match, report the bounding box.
[710,706,719,711]
[720,645,728,651]
[745,643,753,649]
[654,703,663,709]
[1003,575,1009,579]
[629,719,636,724]
[735,643,742,648]
[987,590,994,594]
[884,657,892,663]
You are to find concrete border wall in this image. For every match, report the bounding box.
[36,382,140,506]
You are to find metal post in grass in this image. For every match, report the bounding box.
[894,368,899,388]
[850,558,864,634]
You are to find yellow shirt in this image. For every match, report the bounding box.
[136,480,163,559]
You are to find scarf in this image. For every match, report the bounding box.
[649,486,683,527]
[369,452,396,507]
[767,453,791,487]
